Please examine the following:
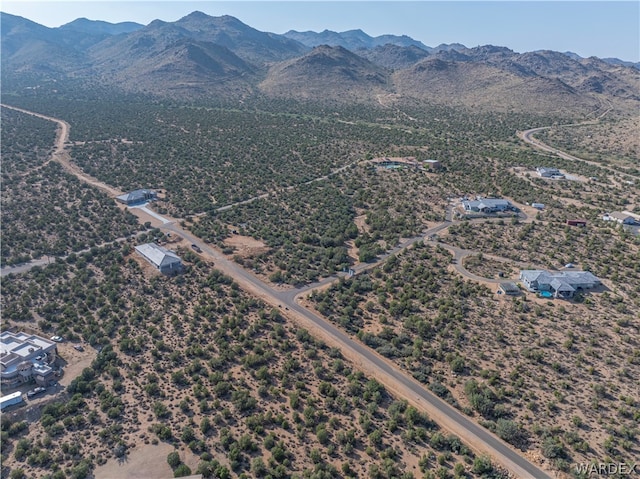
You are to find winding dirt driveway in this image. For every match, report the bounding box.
[1,104,123,197]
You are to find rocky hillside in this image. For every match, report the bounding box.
[1,11,638,114]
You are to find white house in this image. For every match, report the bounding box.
[462,198,517,213]
[1,331,57,388]
[536,167,563,178]
[602,212,637,225]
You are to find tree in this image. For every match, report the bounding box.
[174,464,192,478]
[167,451,181,469]
[472,455,493,474]
[496,419,527,447]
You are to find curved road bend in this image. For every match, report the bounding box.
[1,104,123,198]
[517,108,636,183]
[2,104,551,478]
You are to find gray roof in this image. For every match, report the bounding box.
[520,270,600,287]
[607,212,635,223]
[116,189,155,203]
[499,282,520,292]
[463,198,512,209]
[537,167,560,174]
[135,243,181,268]
[549,279,574,292]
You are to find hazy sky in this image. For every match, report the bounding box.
[2,1,639,61]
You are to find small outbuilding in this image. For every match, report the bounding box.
[566,219,587,227]
[498,282,520,295]
[135,243,183,275]
[424,159,442,170]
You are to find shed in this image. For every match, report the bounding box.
[566,219,587,227]
[135,243,183,275]
[424,159,441,170]
[499,282,520,295]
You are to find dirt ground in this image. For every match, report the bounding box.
[93,442,175,479]
[57,343,97,388]
[223,234,269,258]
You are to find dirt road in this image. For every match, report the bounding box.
[1,104,123,197]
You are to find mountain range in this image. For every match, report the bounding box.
[1,11,638,114]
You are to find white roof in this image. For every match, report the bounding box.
[464,198,512,209]
[0,332,57,374]
[1,332,55,359]
[135,243,181,268]
[1,391,22,401]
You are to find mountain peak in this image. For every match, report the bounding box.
[283,28,427,51]
[59,17,143,35]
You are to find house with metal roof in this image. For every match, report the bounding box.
[519,270,601,298]
[602,212,637,225]
[135,243,183,275]
[116,189,157,206]
[462,198,517,213]
[536,167,564,178]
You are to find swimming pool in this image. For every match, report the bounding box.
[540,291,553,298]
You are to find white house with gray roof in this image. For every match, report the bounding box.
[602,212,637,225]
[116,189,157,206]
[462,198,517,214]
[536,167,564,178]
[519,270,601,298]
[135,243,183,275]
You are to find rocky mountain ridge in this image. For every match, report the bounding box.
[1,11,638,114]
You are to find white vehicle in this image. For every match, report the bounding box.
[50,336,63,342]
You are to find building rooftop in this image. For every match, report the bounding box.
[116,189,156,204]
[520,270,600,285]
[463,198,514,209]
[1,332,56,375]
[606,212,635,222]
[135,243,181,268]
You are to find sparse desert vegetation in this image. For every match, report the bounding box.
[1,9,639,479]
[1,245,509,479]
[308,240,639,473]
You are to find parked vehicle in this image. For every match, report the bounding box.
[50,336,63,342]
[191,244,202,253]
[27,387,46,398]
[73,345,84,352]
